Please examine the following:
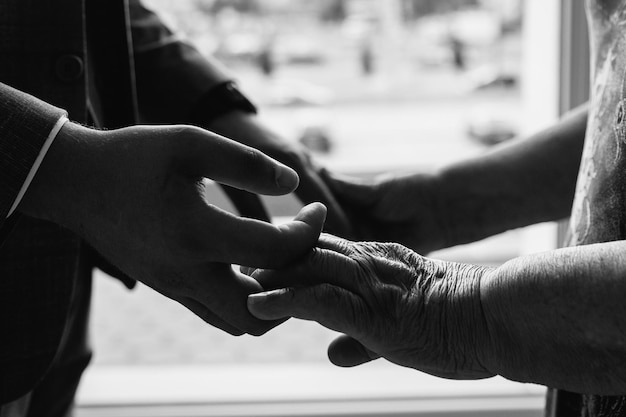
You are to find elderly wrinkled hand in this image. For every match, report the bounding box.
[247,234,495,379]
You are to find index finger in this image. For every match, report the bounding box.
[247,284,369,342]
[179,127,300,196]
[250,243,368,296]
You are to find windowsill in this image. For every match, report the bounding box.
[76,362,545,417]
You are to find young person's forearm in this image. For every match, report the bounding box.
[435,104,587,247]
[480,239,626,394]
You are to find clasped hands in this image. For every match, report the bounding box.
[22,121,495,377]
[242,172,496,378]
[21,122,328,336]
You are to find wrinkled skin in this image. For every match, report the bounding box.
[248,234,495,378]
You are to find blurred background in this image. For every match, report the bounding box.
[77,1,577,416]
[145,0,523,175]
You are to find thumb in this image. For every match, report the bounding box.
[217,202,327,268]
[328,334,380,367]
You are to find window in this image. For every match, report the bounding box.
[76,1,574,415]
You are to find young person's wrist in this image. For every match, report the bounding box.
[19,122,96,227]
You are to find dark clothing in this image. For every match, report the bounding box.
[0,0,232,412]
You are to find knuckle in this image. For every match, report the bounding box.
[307,248,325,268]
[387,242,408,256]
[320,284,342,303]
[180,124,206,137]
[304,249,334,282]
[163,126,209,166]
[242,147,265,171]
[171,125,204,147]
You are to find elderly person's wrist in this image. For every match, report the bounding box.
[413,170,450,253]
[431,259,497,378]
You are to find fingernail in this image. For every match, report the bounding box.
[275,165,299,191]
[247,293,266,306]
[248,288,290,306]
[247,292,271,312]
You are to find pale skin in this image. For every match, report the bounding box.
[19,121,328,336]
[248,105,626,394]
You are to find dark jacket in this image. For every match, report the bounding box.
[0,0,232,403]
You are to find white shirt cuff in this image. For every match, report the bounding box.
[7,116,69,217]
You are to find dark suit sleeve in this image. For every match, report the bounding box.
[0,82,67,226]
[129,0,233,124]
[127,1,268,224]
[0,83,74,405]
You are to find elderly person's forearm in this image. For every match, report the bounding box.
[248,234,626,395]
[481,239,626,394]
[434,104,587,247]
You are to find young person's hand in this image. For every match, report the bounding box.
[207,112,353,237]
[21,122,327,335]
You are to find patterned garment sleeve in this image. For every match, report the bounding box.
[0,82,67,226]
